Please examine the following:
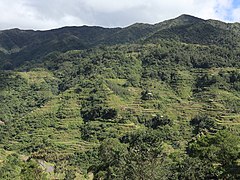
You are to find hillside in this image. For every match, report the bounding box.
[1,14,240,70]
[0,15,240,179]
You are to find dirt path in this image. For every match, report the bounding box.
[38,159,54,173]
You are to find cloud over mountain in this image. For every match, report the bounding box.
[0,0,238,30]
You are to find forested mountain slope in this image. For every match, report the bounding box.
[1,14,240,69]
[0,15,240,179]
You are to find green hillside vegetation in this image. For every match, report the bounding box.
[1,15,240,179]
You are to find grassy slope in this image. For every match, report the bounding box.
[1,41,240,178]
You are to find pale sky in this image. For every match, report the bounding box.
[0,0,240,30]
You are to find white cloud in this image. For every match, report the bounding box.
[0,0,236,30]
[232,8,240,21]
[83,0,148,12]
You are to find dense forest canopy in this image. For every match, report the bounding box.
[0,14,240,179]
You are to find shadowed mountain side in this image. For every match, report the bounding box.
[0,14,240,69]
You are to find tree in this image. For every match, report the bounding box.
[190,115,216,134]
[145,115,173,129]
[188,130,240,179]
[64,169,76,180]
[94,138,128,179]
[169,156,218,180]
[121,130,165,180]
[0,154,47,180]
[20,159,47,180]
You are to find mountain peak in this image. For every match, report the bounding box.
[175,14,204,23]
[154,14,205,30]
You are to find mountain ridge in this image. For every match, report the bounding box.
[0,14,206,32]
[0,14,240,70]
